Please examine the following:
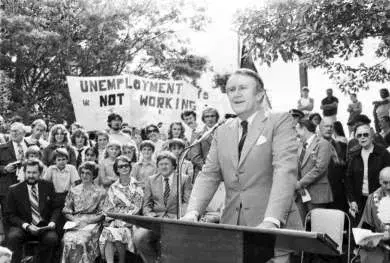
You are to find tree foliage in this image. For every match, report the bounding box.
[235,0,390,93]
[0,0,208,123]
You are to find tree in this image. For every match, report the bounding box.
[0,0,208,123]
[235,0,390,93]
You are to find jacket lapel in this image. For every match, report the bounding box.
[302,136,318,167]
[229,120,239,169]
[21,182,31,219]
[167,173,177,206]
[238,112,268,167]
[8,142,16,161]
[154,174,164,204]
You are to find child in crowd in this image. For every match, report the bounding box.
[17,145,46,182]
[168,138,194,181]
[95,141,121,189]
[84,146,98,163]
[121,143,138,165]
[131,140,157,188]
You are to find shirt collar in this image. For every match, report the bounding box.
[306,134,316,147]
[238,111,258,126]
[52,165,70,172]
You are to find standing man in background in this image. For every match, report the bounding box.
[182,69,302,263]
[320,88,339,123]
[297,87,314,116]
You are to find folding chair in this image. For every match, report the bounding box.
[301,208,352,263]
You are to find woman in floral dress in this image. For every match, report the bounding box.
[100,155,144,263]
[61,161,106,263]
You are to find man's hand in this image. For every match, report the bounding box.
[257,221,278,229]
[180,211,199,222]
[47,222,56,230]
[27,225,40,236]
[4,163,16,173]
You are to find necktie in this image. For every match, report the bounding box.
[298,142,308,179]
[17,143,24,161]
[238,120,248,160]
[30,184,41,225]
[163,177,170,206]
[76,148,83,168]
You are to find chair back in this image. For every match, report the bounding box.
[310,208,344,253]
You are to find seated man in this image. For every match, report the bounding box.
[5,159,60,263]
[358,167,390,263]
[133,151,192,263]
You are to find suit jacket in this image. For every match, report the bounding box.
[298,135,333,204]
[0,141,19,196]
[187,111,302,229]
[143,172,192,219]
[5,180,60,228]
[189,127,214,180]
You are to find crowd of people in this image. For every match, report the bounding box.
[0,72,389,263]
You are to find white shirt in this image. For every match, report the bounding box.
[361,145,374,196]
[12,140,27,161]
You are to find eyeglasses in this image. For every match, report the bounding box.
[356,133,370,139]
[117,164,130,169]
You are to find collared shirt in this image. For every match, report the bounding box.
[238,111,258,140]
[361,145,374,196]
[43,164,80,193]
[305,134,316,149]
[12,140,27,161]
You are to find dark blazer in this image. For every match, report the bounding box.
[345,144,390,204]
[5,180,61,228]
[0,142,19,196]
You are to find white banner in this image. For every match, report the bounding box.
[66,74,230,131]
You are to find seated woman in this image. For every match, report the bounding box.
[131,140,157,189]
[99,156,144,263]
[61,161,106,263]
[358,167,390,263]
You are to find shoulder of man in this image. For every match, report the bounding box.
[9,181,25,191]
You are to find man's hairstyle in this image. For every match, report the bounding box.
[48,124,70,145]
[168,122,185,139]
[349,114,371,127]
[71,129,89,146]
[10,122,26,133]
[145,124,159,134]
[168,138,186,150]
[380,88,389,97]
[289,109,304,119]
[156,151,177,169]
[107,113,123,127]
[333,121,346,137]
[95,130,109,143]
[354,122,371,134]
[52,148,69,160]
[31,119,47,130]
[25,145,42,159]
[71,122,83,130]
[113,155,132,176]
[22,158,44,174]
[302,87,309,92]
[0,246,12,258]
[180,110,197,121]
[201,107,220,123]
[139,140,155,152]
[350,93,357,97]
[78,161,99,179]
[298,119,317,133]
[231,68,264,92]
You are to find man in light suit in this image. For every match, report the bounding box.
[295,119,333,221]
[182,69,302,263]
[134,151,192,263]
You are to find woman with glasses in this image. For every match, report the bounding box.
[144,124,164,155]
[42,124,76,166]
[345,122,390,225]
[99,155,143,263]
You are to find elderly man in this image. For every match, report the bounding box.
[25,119,49,149]
[358,167,390,263]
[182,69,302,263]
[0,123,28,227]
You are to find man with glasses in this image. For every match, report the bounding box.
[345,122,390,224]
[0,122,28,234]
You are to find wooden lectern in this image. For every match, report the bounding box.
[108,213,340,263]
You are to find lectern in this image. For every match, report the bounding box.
[108,213,340,263]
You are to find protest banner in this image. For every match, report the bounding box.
[66,74,231,131]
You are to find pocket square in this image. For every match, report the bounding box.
[256,135,267,145]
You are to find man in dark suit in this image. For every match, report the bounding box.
[295,119,333,221]
[0,123,28,232]
[5,159,60,263]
